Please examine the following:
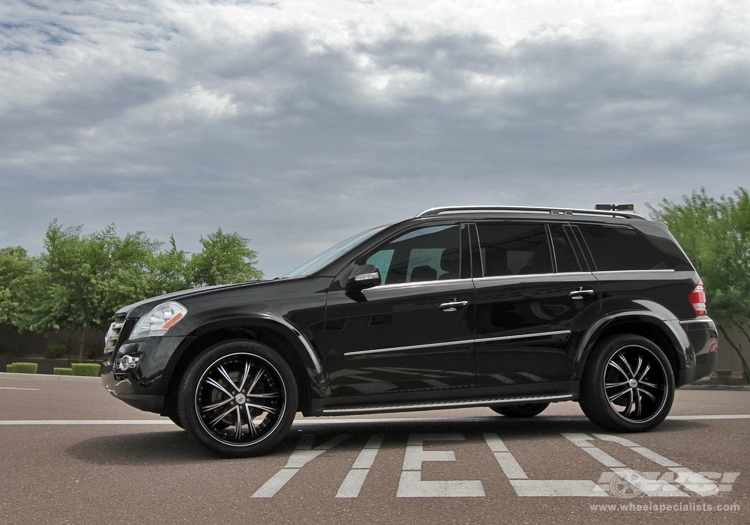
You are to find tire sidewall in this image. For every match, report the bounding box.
[178,340,298,457]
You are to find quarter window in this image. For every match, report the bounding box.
[578,225,669,271]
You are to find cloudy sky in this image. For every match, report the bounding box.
[1,0,748,276]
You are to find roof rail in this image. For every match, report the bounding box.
[415,205,646,220]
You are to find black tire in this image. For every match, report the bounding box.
[491,402,550,418]
[178,340,298,457]
[168,412,184,429]
[579,334,674,432]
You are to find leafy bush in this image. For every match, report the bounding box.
[46,341,69,359]
[84,343,100,360]
[10,362,37,374]
[5,364,13,373]
[71,363,101,377]
[53,367,74,375]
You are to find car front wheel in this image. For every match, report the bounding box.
[579,334,674,432]
[178,340,298,457]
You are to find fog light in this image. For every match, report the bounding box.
[116,355,140,372]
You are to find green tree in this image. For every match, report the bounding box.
[648,187,750,380]
[0,247,34,358]
[189,228,263,286]
[1,222,263,361]
[0,247,33,326]
[11,221,162,362]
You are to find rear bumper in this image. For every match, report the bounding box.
[676,318,719,387]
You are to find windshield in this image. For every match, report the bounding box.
[286,224,390,277]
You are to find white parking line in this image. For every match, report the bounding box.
[252,434,350,498]
[0,414,748,425]
[397,434,485,497]
[336,434,385,498]
[563,433,718,497]
[0,387,40,391]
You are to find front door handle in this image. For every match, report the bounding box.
[440,300,469,312]
[569,288,595,300]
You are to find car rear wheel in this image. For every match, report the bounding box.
[580,334,674,432]
[491,402,550,418]
[178,340,298,457]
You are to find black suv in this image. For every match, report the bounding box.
[102,206,718,457]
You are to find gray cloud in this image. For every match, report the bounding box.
[0,1,748,275]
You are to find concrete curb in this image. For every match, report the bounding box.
[0,372,101,381]
[679,384,750,391]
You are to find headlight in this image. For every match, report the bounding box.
[131,301,188,339]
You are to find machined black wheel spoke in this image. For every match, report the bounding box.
[217,365,239,392]
[247,367,265,394]
[246,402,278,415]
[638,387,657,402]
[201,398,233,413]
[209,405,237,428]
[608,387,631,402]
[607,360,629,380]
[233,407,243,440]
[618,353,636,377]
[247,391,280,399]
[237,360,252,392]
[205,377,234,398]
[245,405,257,436]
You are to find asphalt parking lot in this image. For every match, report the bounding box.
[0,373,748,525]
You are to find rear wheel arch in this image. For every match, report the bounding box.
[573,316,685,384]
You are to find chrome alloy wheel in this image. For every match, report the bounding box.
[603,344,668,424]
[195,352,286,447]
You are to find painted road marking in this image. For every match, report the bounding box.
[251,434,350,498]
[1,414,749,425]
[564,433,718,497]
[397,434,485,497]
[484,433,607,497]
[0,387,40,391]
[336,434,384,498]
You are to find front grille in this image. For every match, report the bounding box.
[104,314,127,355]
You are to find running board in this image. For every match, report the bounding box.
[320,394,573,415]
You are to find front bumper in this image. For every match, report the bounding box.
[102,335,195,414]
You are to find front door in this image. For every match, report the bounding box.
[321,223,475,398]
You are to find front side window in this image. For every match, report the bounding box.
[476,223,553,276]
[364,225,462,285]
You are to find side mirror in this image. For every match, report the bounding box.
[347,265,381,290]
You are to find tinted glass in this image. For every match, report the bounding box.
[365,225,461,284]
[579,225,669,271]
[549,225,582,273]
[476,223,553,276]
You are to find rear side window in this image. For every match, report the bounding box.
[578,225,670,271]
[476,223,553,276]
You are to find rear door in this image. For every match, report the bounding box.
[472,221,600,389]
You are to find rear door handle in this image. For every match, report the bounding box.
[440,300,469,312]
[569,288,595,300]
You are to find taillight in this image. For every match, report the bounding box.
[689,280,707,316]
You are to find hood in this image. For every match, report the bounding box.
[116,279,278,317]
